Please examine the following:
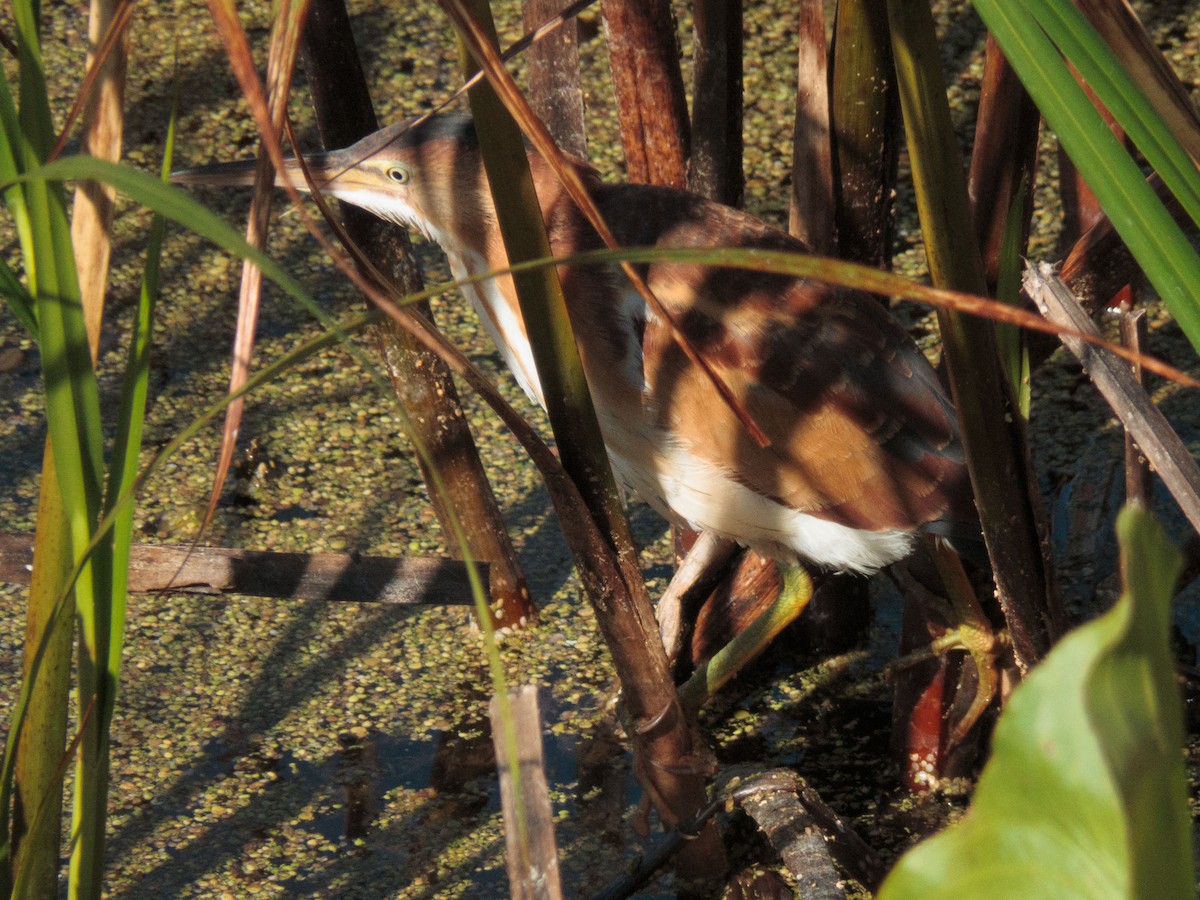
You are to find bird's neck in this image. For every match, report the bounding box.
[439,236,546,410]
[413,151,608,412]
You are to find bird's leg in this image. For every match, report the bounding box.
[678,566,815,715]
[926,536,1006,744]
[656,531,742,668]
[890,536,1005,745]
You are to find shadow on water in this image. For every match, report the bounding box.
[239,691,647,897]
[101,566,653,897]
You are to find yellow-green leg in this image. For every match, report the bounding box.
[679,565,814,715]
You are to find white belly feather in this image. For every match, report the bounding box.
[606,437,914,574]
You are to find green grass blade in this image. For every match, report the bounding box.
[3,6,110,897]
[7,22,106,537]
[0,471,75,899]
[1034,0,1200,230]
[104,110,178,691]
[13,0,53,164]
[0,256,39,338]
[974,0,1200,354]
[18,154,453,461]
[996,187,1031,418]
[0,67,37,301]
[18,155,347,338]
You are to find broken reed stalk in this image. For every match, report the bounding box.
[490,686,563,900]
[1024,263,1200,532]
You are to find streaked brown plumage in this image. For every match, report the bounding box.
[174,114,973,573]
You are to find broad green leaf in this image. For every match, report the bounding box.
[879,506,1192,899]
[1088,509,1192,897]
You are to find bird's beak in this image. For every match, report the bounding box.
[169,147,357,192]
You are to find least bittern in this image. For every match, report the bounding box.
[174,114,975,579]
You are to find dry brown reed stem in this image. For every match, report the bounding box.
[600,0,689,188]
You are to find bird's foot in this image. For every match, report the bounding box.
[886,621,1008,747]
[929,619,1009,744]
[891,538,1010,745]
[627,715,716,836]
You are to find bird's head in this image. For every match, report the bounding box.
[171,114,496,254]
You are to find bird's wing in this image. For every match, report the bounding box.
[609,189,967,533]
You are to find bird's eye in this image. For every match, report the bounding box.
[386,165,410,185]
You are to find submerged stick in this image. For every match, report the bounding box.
[0,534,482,605]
